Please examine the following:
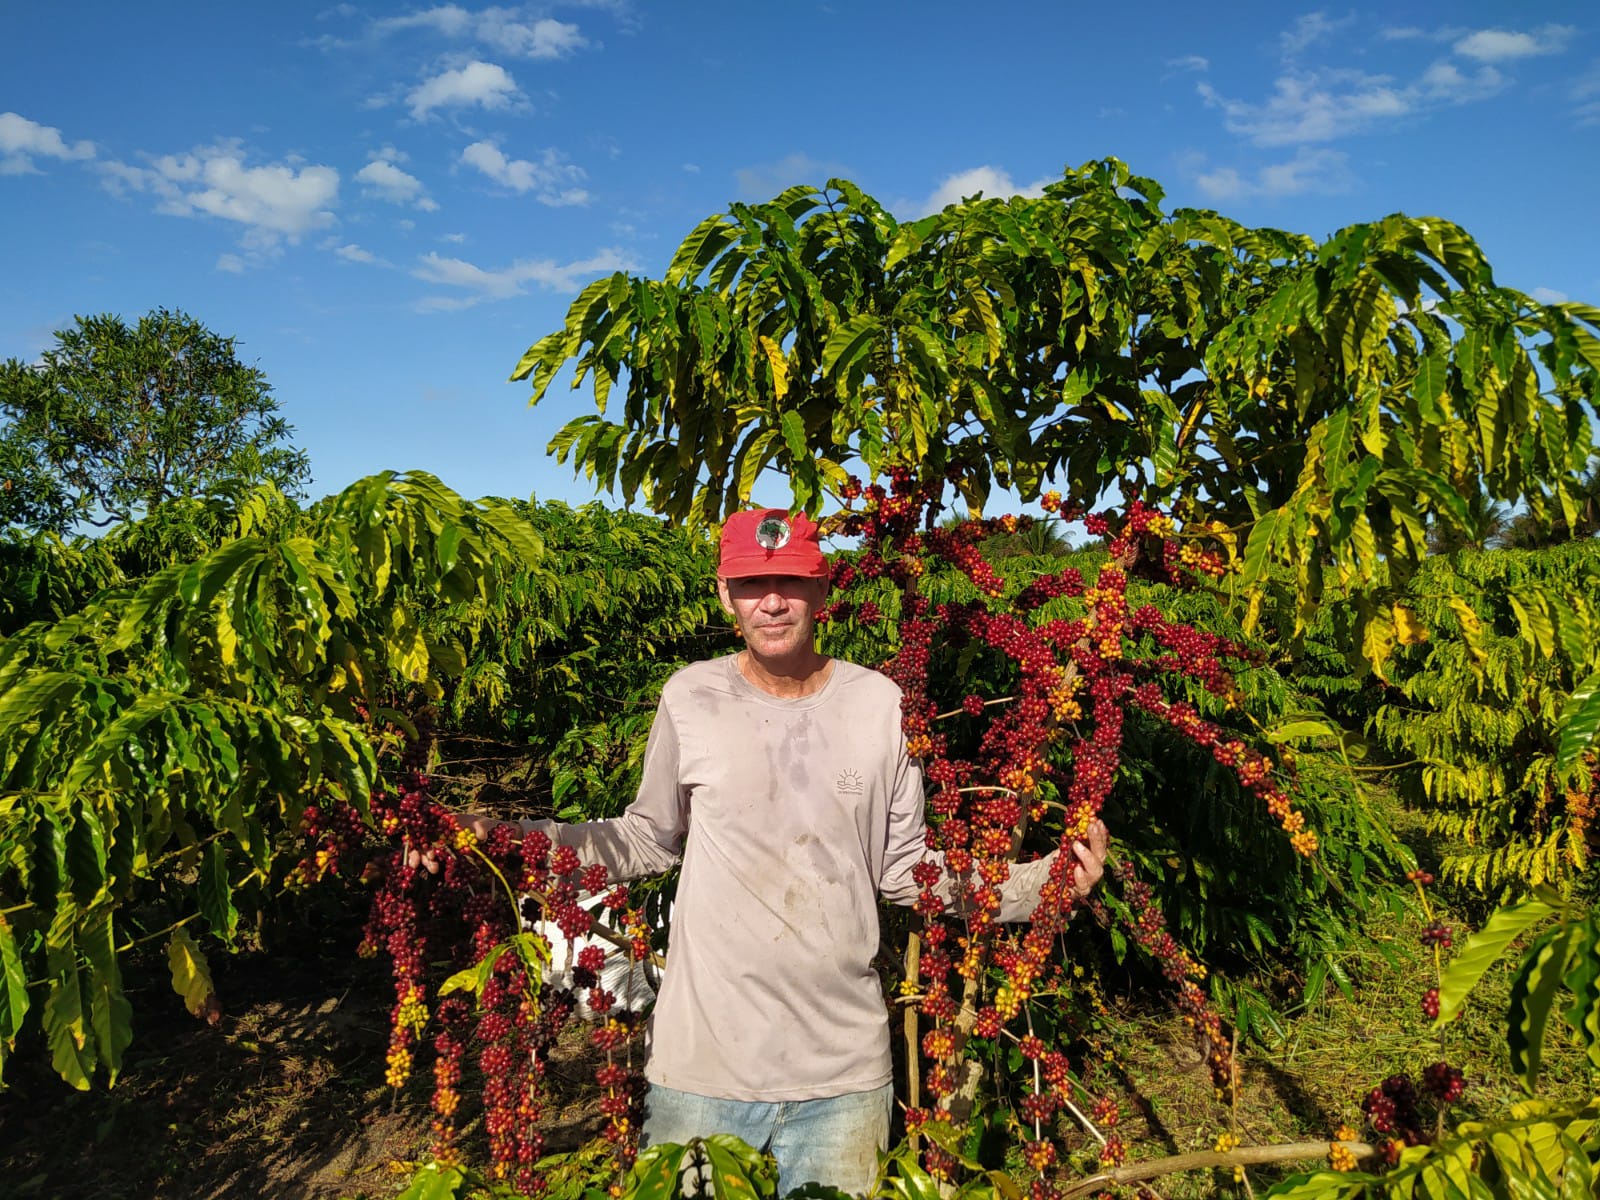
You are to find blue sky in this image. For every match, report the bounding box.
[3,2,1597,512]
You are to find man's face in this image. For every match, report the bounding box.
[716,574,829,663]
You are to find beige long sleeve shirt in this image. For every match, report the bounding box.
[540,655,1052,1101]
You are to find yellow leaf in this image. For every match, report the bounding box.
[1393,603,1428,645]
[167,927,217,1021]
[1209,521,1239,560]
[1447,597,1484,652]
[1364,611,1396,680]
[215,600,238,667]
[1098,396,1131,423]
[1242,586,1264,635]
[759,335,789,399]
[389,609,431,683]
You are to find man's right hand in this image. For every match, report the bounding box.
[405,812,503,873]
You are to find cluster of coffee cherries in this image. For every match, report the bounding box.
[1351,868,1468,1165]
[825,472,1314,1190]
[300,724,650,1194]
[1360,1066,1466,1161]
[1407,869,1449,1020]
[291,791,369,886]
[1113,863,1233,1094]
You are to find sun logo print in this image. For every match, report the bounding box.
[835,768,863,795]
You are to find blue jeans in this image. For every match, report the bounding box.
[641,1081,894,1196]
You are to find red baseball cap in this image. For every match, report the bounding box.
[718,509,828,578]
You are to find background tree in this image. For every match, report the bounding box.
[1500,455,1600,549]
[514,160,1600,668]
[0,309,311,530]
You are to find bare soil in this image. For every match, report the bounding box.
[3,882,1588,1200]
[0,898,611,1200]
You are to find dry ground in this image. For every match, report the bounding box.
[0,900,614,1200]
[2,888,1590,1199]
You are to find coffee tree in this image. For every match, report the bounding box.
[0,472,544,1088]
[489,163,1600,1194]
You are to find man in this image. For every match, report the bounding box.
[449,508,1108,1194]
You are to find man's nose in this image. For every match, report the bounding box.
[759,589,788,611]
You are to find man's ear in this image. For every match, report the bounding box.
[715,576,734,617]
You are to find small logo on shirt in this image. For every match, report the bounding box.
[835,768,863,795]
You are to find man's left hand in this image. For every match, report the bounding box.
[1068,819,1110,899]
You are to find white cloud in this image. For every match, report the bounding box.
[378,5,474,37]
[375,7,588,59]
[1165,55,1209,73]
[333,242,385,265]
[1453,25,1574,62]
[1575,66,1600,126]
[1199,54,1510,148]
[1200,71,1412,145]
[734,152,850,200]
[0,111,95,174]
[1419,60,1504,100]
[411,247,636,310]
[216,253,248,273]
[1379,26,1442,43]
[1192,147,1353,201]
[479,14,586,58]
[99,142,339,251]
[356,157,438,210]
[916,165,1051,216]
[1281,12,1350,57]
[1199,17,1570,151]
[1531,287,1569,305]
[459,139,588,205]
[407,60,520,119]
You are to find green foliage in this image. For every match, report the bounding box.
[1266,1099,1600,1199]
[0,309,312,530]
[1434,894,1600,1092]
[1499,456,1600,550]
[397,1162,470,1200]
[1370,543,1600,894]
[0,529,123,635]
[515,161,1599,672]
[625,1135,779,1200]
[0,483,303,640]
[1269,895,1600,1199]
[438,501,733,823]
[0,471,542,1087]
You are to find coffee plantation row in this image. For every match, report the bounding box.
[3,160,1599,1198]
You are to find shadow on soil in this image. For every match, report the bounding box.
[0,894,608,1200]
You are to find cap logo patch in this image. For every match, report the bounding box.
[754,516,791,550]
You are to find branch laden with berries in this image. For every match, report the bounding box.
[814,470,1324,1191]
[297,719,655,1193]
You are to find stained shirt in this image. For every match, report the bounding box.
[538,655,1053,1101]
